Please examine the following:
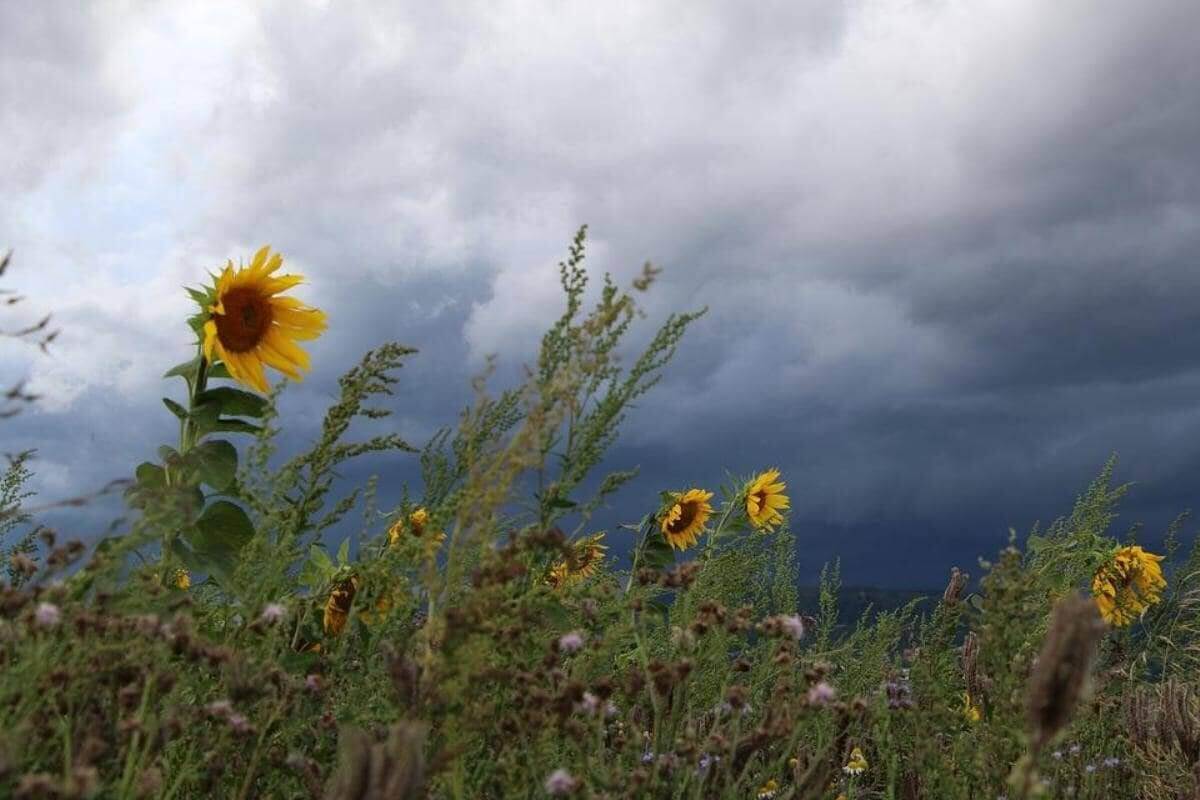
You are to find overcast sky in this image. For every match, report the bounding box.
[2,0,1199,588]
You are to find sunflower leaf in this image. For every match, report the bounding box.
[185,439,239,492]
[162,397,188,420]
[209,418,263,435]
[188,400,221,436]
[134,462,166,489]
[196,387,268,418]
[163,357,200,381]
[184,500,255,581]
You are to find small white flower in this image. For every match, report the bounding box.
[604,701,619,719]
[557,631,585,654]
[34,602,61,629]
[260,603,287,624]
[544,768,577,796]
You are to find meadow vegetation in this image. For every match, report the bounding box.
[0,231,1195,799]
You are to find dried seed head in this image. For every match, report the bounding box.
[1026,593,1107,752]
[943,567,969,605]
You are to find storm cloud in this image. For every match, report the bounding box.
[2,0,1199,587]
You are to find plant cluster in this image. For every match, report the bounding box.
[0,229,1195,799]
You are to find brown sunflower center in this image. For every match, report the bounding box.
[667,501,698,534]
[214,287,273,352]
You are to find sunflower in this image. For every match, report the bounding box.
[323,575,360,637]
[962,691,982,723]
[1091,545,1167,626]
[174,569,191,590]
[745,468,789,531]
[660,489,714,550]
[547,533,608,589]
[202,245,327,394]
[387,507,446,557]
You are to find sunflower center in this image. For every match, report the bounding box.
[214,287,273,352]
[667,501,698,534]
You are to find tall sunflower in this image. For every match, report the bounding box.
[660,489,714,550]
[1091,545,1166,627]
[547,533,608,589]
[202,245,327,394]
[745,468,789,531]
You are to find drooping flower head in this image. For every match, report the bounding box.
[547,532,608,588]
[660,489,714,550]
[323,575,360,637]
[745,468,789,531]
[1091,545,1166,626]
[202,245,327,394]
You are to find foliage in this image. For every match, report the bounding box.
[0,229,1195,799]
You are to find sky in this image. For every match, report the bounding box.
[2,0,1199,588]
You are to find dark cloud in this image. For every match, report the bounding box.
[3,1,1200,588]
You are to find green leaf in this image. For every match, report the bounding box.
[196,386,268,418]
[134,462,166,488]
[185,439,238,492]
[162,397,188,420]
[336,537,350,566]
[310,544,334,574]
[209,418,263,435]
[158,445,181,465]
[184,500,255,581]
[207,362,231,380]
[163,357,200,380]
[188,400,221,436]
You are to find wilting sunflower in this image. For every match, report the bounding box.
[323,575,360,637]
[745,468,789,531]
[546,533,608,589]
[660,489,714,550]
[202,245,327,394]
[1091,545,1166,626]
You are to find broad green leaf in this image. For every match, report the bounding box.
[185,439,238,492]
[134,462,166,488]
[158,445,181,465]
[207,362,231,380]
[209,418,262,435]
[186,500,255,580]
[188,400,221,436]
[639,524,675,575]
[336,537,350,566]
[197,387,268,418]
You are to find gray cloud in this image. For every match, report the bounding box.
[3,0,1199,587]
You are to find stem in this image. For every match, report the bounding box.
[236,699,285,800]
